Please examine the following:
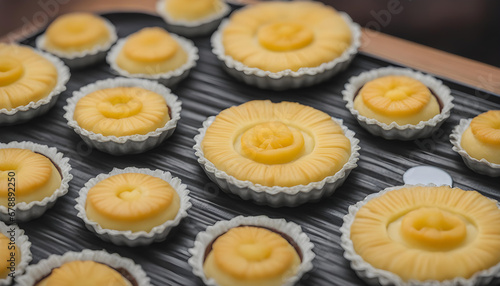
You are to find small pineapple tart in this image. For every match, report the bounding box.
[461,110,500,164]
[164,0,223,21]
[203,226,301,286]
[0,233,20,280]
[73,86,170,137]
[354,75,440,125]
[116,27,188,75]
[222,1,352,72]
[201,100,351,187]
[35,261,132,286]
[0,148,61,207]
[44,13,111,53]
[350,185,500,282]
[85,173,180,232]
[0,44,57,110]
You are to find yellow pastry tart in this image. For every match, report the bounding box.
[0,44,69,125]
[189,216,315,286]
[17,250,151,286]
[194,100,360,206]
[36,13,117,68]
[76,167,191,246]
[35,261,133,286]
[0,141,72,222]
[451,110,500,176]
[64,77,182,155]
[0,222,32,285]
[107,27,198,87]
[156,0,230,37]
[211,1,361,90]
[341,185,500,284]
[343,67,454,140]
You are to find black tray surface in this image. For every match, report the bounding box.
[2,12,500,286]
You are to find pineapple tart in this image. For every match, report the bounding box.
[353,75,440,125]
[201,100,351,187]
[350,185,500,282]
[203,226,301,286]
[0,44,58,111]
[461,110,500,164]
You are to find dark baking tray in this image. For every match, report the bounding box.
[2,12,500,286]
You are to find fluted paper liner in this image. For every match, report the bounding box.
[340,184,500,286]
[75,167,191,246]
[188,215,315,286]
[0,222,31,286]
[0,46,70,125]
[106,33,198,87]
[211,11,361,90]
[63,77,182,155]
[450,118,500,177]
[0,141,72,222]
[156,0,230,37]
[342,66,454,140]
[36,18,117,69]
[16,249,151,286]
[193,116,360,207]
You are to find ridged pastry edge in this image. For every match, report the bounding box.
[340,184,500,286]
[193,116,361,207]
[210,10,361,90]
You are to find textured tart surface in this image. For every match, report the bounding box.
[73,86,170,137]
[0,44,57,110]
[0,148,61,206]
[85,173,180,232]
[204,226,301,286]
[201,100,351,187]
[354,75,440,125]
[116,27,188,75]
[461,110,500,164]
[45,13,110,53]
[222,1,352,72]
[165,0,223,21]
[0,233,20,279]
[36,261,132,286]
[350,186,500,282]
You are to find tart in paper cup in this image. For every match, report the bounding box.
[0,46,70,126]
[342,66,454,140]
[340,184,500,286]
[156,0,230,37]
[211,13,361,91]
[16,249,151,286]
[450,118,500,177]
[63,77,182,155]
[193,116,360,207]
[188,215,315,286]
[36,17,117,69]
[0,222,32,285]
[0,141,72,223]
[75,167,191,247]
[106,32,198,87]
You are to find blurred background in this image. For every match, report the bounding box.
[1,0,499,67]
